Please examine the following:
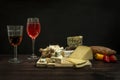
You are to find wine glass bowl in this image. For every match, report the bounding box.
[27,18,40,39]
[7,25,23,63]
[26,17,41,60]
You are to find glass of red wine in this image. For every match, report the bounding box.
[7,25,23,63]
[26,17,41,60]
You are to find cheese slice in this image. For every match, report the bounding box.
[75,60,92,68]
[69,46,93,60]
[66,58,87,65]
[65,58,92,68]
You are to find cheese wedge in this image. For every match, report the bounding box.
[69,46,93,60]
[67,36,83,47]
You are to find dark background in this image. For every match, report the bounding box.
[0,0,120,55]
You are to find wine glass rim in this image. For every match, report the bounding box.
[27,17,39,20]
[7,25,23,27]
[27,17,39,18]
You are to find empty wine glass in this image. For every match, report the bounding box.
[26,17,41,60]
[7,25,23,63]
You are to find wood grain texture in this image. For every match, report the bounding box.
[0,55,120,80]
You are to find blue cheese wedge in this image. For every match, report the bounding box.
[67,36,83,47]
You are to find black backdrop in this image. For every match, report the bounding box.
[0,0,120,55]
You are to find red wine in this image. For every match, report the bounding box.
[8,36,22,46]
[27,23,41,39]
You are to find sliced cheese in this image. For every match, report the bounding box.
[69,46,93,60]
[66,58,87,65]
[75,60,92,68]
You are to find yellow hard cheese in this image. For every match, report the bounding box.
[66,58,92,68]
[69,46,93,60]
[66,58,87,65]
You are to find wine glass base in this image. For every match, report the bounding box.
[8,58,21,63]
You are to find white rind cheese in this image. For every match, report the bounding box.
[69,46,93,60]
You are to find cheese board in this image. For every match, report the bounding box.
[37,45,93,68]
[36,57,92,68]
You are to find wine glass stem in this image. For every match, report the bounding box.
[14,45,17,60]
[32,39,35,56]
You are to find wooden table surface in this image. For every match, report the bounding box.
[0,55,120,80]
